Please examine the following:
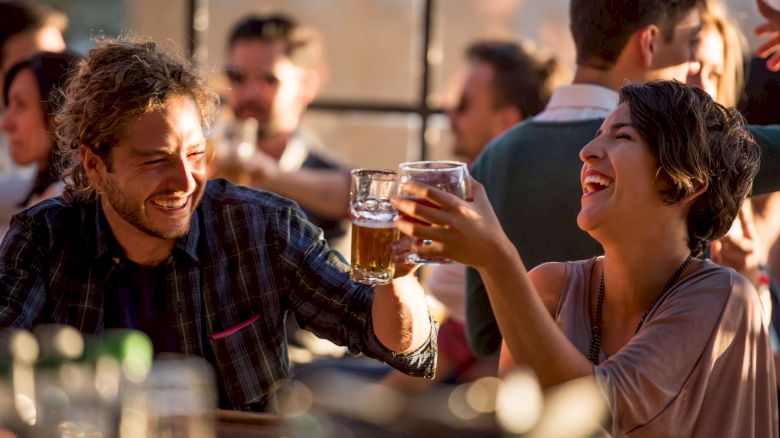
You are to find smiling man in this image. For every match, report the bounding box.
[0,38,436,412]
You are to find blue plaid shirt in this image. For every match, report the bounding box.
[0,179,436,409]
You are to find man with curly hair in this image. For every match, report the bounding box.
[0,38,436,412]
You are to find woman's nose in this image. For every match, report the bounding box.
[0,112,14,133]
[579,138,604,163]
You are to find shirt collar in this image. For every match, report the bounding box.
[543,84,619,113]
[175,207,200,264]
[92,198,201,265]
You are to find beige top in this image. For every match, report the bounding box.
[557,257,778,437]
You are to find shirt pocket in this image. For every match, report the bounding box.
[209,314,261,341]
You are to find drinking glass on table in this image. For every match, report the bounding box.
[399,160,470,264]
[349,169,400,285]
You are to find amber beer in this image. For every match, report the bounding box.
[350,219,399,284]
[349,169,400,285]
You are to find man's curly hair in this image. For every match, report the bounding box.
[55,37,218,202]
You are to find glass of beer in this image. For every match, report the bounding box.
[211,117,258,186]
[399,160,470,264]
[349,169,400,285]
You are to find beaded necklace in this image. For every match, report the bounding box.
[587,254,694,364]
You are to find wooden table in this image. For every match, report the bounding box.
[215,409,285,438]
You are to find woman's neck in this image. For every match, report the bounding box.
[599,231,694,316]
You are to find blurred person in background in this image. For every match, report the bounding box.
[0,1,67,234]
[0,51,81,228]
[466,0,780,359]
[394,80,775,436]
[740,56,780,288]
[384,40,566,392]
[215,14,349,248]
[687,0,780,389]
[0,38,436,412]
[687,0,780,392]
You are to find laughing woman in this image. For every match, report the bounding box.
[392,81,776,437]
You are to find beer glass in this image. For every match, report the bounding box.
[211,117,258,186]
[399,161,470,264]
[349,169,400,285]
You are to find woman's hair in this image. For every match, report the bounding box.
[55,37,218,202]
[699,0,746,107]
[3,50,81,127]
[619,81,760,255]
[3,50,81,173]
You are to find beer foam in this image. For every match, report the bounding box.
[352,218,397,228]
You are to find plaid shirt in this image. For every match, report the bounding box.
[0,179,436,409]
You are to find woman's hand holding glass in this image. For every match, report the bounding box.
[391,177,510,270]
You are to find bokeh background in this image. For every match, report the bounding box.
[40,0,775,169]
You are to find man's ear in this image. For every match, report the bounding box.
[79,145,106,187]
[680,179,709,204]
[298,69,321,108]
[637,25,661,68]
[496,104,523,133]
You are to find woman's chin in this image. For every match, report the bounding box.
[11,157,32,167]
[576,210,599,233]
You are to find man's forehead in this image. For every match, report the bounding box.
[229,39,290,67]
[120,97,204,152]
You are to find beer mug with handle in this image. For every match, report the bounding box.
[349,169,400,285]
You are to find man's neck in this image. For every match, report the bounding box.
[572,65,644,92]
[256,131,293,162]
[101,200,176,267]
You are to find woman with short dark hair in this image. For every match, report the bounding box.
[393,80,776,436]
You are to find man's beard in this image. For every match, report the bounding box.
[101,175,194,241]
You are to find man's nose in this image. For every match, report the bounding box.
[169,156,198,193]
[687,60,702,77]
[240,78,272,98]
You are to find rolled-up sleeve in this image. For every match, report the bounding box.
[274,202,437,378]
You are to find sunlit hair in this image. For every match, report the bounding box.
[0,1,67,66]
[570,0,702,70]
[55,37,218,202]
[698,0,746,107]
[466,40,568,118]
[619,81,759,255]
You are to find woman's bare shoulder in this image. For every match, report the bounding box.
[529,262,568,317]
